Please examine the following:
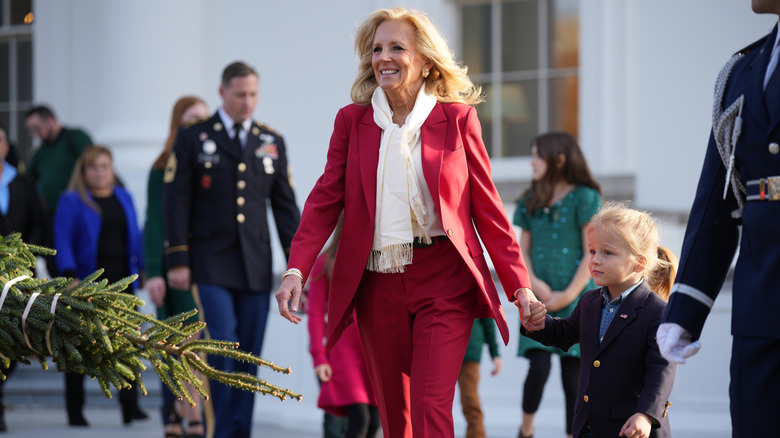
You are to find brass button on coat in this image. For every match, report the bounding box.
[583,395,589,403]
[237,180,246,190]
[237,213,246,223]
[237,197,245,206]
[447,229,454,237]
[238,163,247,172]
[593,360,601,368]
[770,142,780,155]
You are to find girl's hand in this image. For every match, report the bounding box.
[491,357,503,376]
[619,413,652,438]
[146,276,166,307]
[315,364,333,383]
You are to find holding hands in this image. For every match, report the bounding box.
[513,287,547,331]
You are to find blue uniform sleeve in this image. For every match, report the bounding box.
[663,131,740,340]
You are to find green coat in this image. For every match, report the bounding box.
[463,318,500,363]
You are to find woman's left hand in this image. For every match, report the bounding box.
[275,275,303,324]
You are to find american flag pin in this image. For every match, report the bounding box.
[619,314,628,319]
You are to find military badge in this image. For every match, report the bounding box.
[214,122,223,132]
[251,126,260,136]
[259,133,275,144]
[203,139,217,155]
[163,152,177,183]
[255,143,279,159]
[199,132,208,141]
[263,156,275,174]
[202,175,212,189]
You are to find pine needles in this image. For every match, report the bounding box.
[0,233,301,404]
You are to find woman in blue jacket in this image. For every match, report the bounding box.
[54,145,147,427]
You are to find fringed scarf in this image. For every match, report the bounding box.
[367,86,437,273]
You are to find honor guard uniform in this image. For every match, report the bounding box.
[661,24,780,437]
[164,107,300,438]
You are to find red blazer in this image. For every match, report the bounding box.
[288,101,531,350]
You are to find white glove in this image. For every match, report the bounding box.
[656,322,701,364]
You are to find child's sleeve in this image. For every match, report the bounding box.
[636,308,677,426]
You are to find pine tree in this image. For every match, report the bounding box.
[0,233,301,404]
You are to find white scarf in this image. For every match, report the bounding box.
[367,85,437,273]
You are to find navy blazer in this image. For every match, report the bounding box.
[664,25,780,340]
[525,283,675,438]
[54,187,144,289]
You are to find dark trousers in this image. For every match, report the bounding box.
[65,372,139,420]
[195,285,270,438]
[356,239,477,438]
[730,336,780,437]
[521,349,579,435]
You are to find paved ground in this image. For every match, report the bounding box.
[2,288,733,437]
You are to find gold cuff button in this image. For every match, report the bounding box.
[237,213,245,223]
[593,360,600,368]
[237,180,246,190]
[237,196,245,206]
[238,163,247,172]
[583,395,589,403]
[447,229,454,237]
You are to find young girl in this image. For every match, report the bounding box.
[513,132,601,438]
[523,202,677,438]
[307,220,380,438]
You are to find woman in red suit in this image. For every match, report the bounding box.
[275,7,545,438]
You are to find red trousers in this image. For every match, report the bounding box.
[356,238,478,438]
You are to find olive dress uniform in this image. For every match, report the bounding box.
[164,110,300,438]
[663,25,780,437]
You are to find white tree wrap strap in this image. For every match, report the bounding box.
[0,275,31,359]
[22,292,41,353]
[46,294,62,356]
[0,275,31,312]
[712,53,746,215]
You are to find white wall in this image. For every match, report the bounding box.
[579,0,775,211]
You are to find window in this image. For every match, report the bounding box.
[0,0,34,164]
[460,0,578,157]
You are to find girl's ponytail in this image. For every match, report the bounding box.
[646,246,678,301]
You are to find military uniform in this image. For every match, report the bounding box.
[663,25,780,437]
[164,110,300,438]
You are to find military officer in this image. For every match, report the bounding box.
[657,2,780,436]
[164,61,300,438]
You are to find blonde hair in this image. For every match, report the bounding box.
[350,7,484,106]
[68,145,115,213]
[588,202,678,300]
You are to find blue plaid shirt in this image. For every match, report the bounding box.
[598,280,643,343]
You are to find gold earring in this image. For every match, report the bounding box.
[422,67,430,78]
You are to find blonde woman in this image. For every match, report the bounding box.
[275,7,544,437]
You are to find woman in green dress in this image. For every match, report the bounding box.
[513,132,601,438]
[144,96,209,438]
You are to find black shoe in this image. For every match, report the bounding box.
[122,405,149,425]
[68,414,89,427]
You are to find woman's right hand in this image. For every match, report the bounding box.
[275,274,303,324]
[315,364,333,383]
[146,276,166,307]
